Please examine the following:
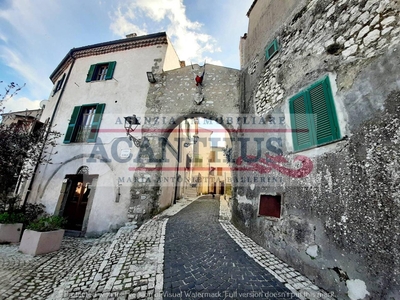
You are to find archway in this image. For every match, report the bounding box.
[128,64,242,222]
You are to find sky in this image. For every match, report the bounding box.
[0,0,252,113]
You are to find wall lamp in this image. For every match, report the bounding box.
[146,72,156,83]
[124,115,141,147]
[184,135,199,147]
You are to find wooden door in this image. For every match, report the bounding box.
[63,175,94,231]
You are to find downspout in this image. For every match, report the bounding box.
[173,123,181,204]
[23,52,76,206]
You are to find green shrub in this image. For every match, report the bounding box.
[19,203,46,224]
[26,215,66,232]
[0,212,26,224]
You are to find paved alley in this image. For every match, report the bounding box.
[163,196,297,299]
[0,197,334,299]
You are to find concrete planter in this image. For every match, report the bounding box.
[0,223,23,243]
[19,229,65,256]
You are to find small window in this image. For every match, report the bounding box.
[265,39,279,62]
[86,61,116,82]
[259,194,281,218]
[217,167,222,176]
[194,156,203,167]
[289,76,340,151]
[63,103,106,144]
[52,73,65,96]
[186,154,192,170]
[209,151,216,163]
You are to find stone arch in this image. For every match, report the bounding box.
[128,64,242,221]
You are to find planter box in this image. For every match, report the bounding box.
[19,229,64,256]
[0,223,23,243]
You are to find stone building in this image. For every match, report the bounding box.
[24,0,400,298]
[236,0,400,298]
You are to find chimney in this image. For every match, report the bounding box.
[126,33,137,38]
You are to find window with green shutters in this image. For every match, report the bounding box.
[52,73,65,96]
[265,39,279,62]
[289,76,340,151]
[86,61,116,82]
[63,103,106,144]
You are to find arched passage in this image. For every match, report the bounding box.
[127,64,242,222]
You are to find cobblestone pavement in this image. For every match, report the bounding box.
[0,196,334,299]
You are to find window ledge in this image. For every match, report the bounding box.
[288,136,349,156]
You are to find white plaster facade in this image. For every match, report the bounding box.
[25,33,181,235]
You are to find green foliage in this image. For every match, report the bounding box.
[26,215,66,232]
[0,195,21,213]
[0,81,61,201]
[21,203,45,224]
[0,212,26,224]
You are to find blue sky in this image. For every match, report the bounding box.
[0,0,252,113]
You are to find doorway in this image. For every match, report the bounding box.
[62,174,96,231]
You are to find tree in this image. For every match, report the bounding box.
[0,81,60,212]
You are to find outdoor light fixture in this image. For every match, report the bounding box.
[146,72,156,83]
[184,135,199,147]
[124,115,141,147]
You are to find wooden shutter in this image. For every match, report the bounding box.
[105,61,116,80]
[59,73,66,90]
[265,39,279,61]
[87,103,106,143]
[259,195,281,218]
[86,65,96,82]
[309,77,340,145]
[290,93,314,151]
[64,106,82,144]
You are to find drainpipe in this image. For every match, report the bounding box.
[173,123,181,204]
[23,52,76,207]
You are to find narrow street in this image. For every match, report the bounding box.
[163,196,297,299]
[0,196,334,299]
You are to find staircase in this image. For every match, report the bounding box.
[185,185,198,198]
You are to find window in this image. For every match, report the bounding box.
[194,156,203,167]
[63,103,106,144]
[265,39,279,62]
[289,76,340,151]
[259,194,281,218]
[86,61,116,82]
[186,154,192,170]
[52,73,65,96]
[217,167,222,176]
[209,151,216,162]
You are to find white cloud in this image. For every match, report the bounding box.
[109,0,220,64]
[2,96,41,113]
[0,0,56,101]
[110,6,148,37]
[0,32,7,43]
[0,47,50,98]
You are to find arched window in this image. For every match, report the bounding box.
[76,166,89,175]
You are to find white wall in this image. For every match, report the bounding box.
[28,41,181,235]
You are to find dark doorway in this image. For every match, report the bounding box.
[62,174,96,231]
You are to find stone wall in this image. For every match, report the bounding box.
[128,64,241,222]
[236,0,400,298]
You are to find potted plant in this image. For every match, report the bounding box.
[0,212,25,243]
[19,215,66,256]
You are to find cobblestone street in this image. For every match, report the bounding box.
[0,197,334,299]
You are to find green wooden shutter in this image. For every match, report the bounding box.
[105,61,116,80]
[64,106,82,144]
[87,103,106,143]
[309,77,340,145]
[290,93,314,151]
[265,39,279,61]
[86,64,96,82]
